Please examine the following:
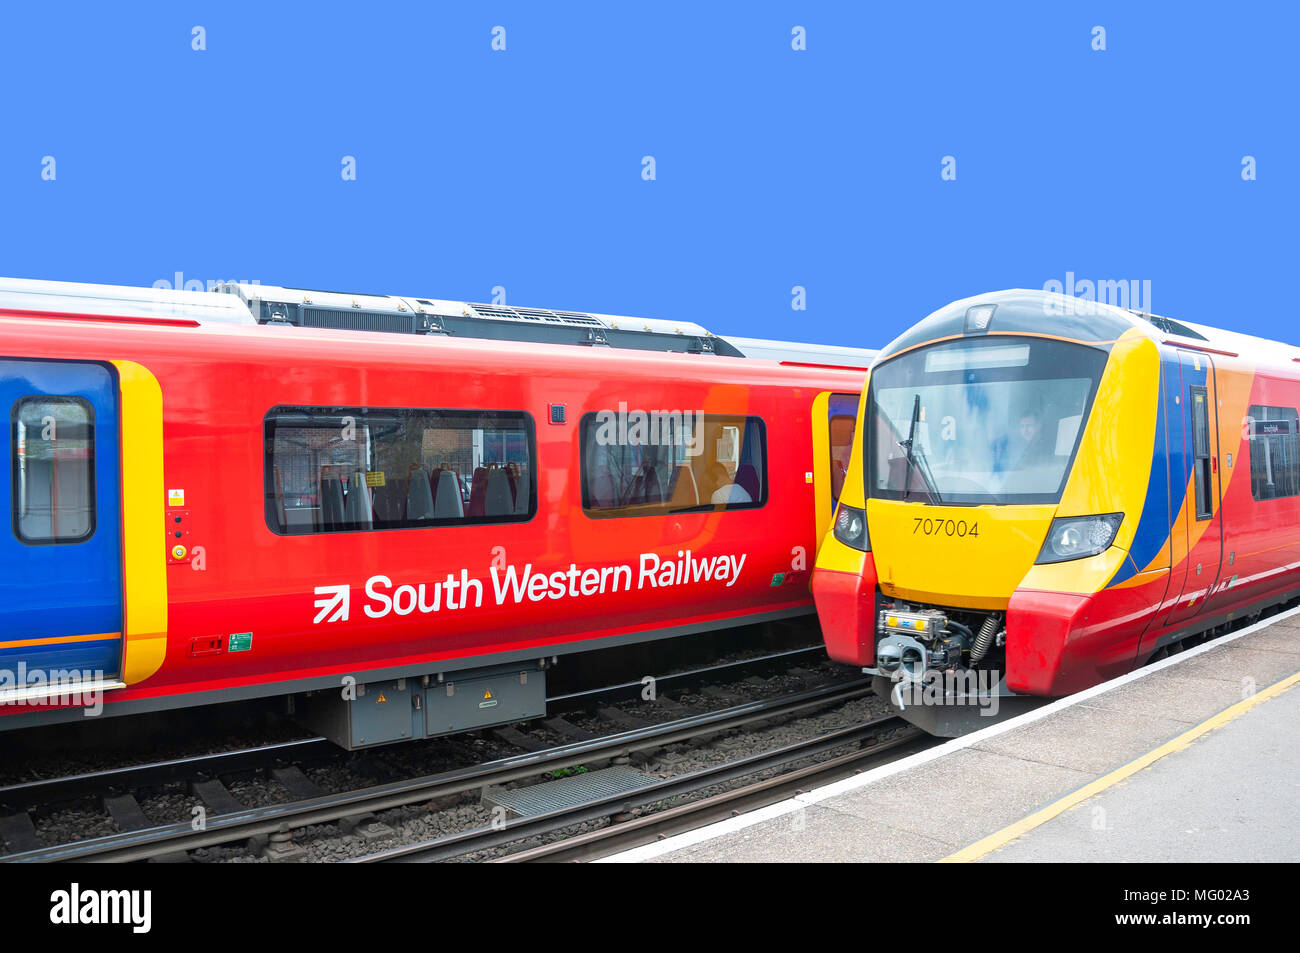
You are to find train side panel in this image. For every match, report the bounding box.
[0,315,865,722]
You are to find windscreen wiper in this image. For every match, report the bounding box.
[899,393,943,503]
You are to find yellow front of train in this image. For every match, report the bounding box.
[813,290,1165,729]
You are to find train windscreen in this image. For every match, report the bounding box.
[866,337,1109,505]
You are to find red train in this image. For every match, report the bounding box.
[0,278,872,747]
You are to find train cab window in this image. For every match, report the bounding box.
[867,338,1108,505]
[580,412,766,518]
[264,406,536,535]
[1247,404,1300,502]
[11,397,96,544]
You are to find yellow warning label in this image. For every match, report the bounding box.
[376,692,387,703]
[365,471,387,488]
[167,488,185,506]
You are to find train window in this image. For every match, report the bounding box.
[828,393,859,509]
[1247,404,1300,502]
[1190,386,1213,520]
[11,397,96,544]
[867,338,1108,505]
[263,406,536,535]
[579,412,766,518]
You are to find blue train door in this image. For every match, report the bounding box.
[1,360,124,690]
[1165,350,1224,625]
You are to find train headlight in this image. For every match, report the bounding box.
[833,503,870,552]
[1036,513,1124,564]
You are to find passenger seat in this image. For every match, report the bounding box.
[669,464,699,508]
[320,477,346,531]
[407,469,435,520]
[343,473,373,528]
[485,468,513,516]
[434,470,464,518]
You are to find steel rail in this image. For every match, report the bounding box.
[497,730,936,862]
[0,645,830,813]
[0,737,332,812]
[357,718,926,863]
[544,644,828,708]
[3,678,872,863]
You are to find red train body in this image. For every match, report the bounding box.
[0,279,869,744]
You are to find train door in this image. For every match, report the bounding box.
[1,360,124,694]
[1164,350,1224,624]
[812,392,859,542]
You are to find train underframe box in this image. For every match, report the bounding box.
[294,662,547,750]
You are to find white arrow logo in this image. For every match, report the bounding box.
[313,585,351,624]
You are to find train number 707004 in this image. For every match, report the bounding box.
[913,517,978,538]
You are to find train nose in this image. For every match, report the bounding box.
[868,501,1057,610]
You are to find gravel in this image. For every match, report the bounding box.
[6,649,890,864]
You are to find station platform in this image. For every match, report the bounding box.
[602,609,1300,863]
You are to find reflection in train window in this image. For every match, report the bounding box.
[580,412,766,518]
[11,396,96,544]
[263,406,535,535]
[868,338,1107,505]
[1248,404,1300,502]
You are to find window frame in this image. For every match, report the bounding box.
[10,394,97,546]
[1189,385,1214,521]
[262,404,539,536]
[578,411,769,520]
[1246,403,1300,503]
[828,405,857,510]
[864,337,1109,506]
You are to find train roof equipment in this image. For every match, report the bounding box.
[0,277,877,368]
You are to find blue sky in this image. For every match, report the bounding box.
[1,2,1294,347]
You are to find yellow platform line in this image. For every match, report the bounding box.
[940,668,1300,863]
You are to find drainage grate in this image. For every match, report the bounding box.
[483,766,657,818]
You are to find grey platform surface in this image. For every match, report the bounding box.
[632,614,1300,863]
[982,682,1300,862]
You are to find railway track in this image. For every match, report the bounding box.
[0,737,336,817]
[358,716,931,863]
[0,643,831,821]
[2,663,884,862]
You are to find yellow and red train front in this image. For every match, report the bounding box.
[814,289,1293,698]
